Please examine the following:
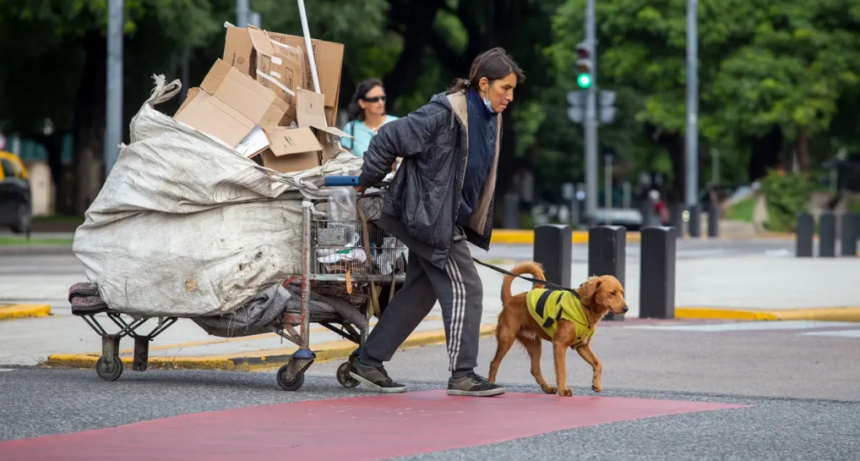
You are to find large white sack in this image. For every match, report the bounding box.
[73,76,362,317]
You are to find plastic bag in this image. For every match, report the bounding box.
[327,187,358,221]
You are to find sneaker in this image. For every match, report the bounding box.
[348,358,407,394]
[446,372,506,397]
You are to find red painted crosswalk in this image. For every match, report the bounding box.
[0,391,747,461]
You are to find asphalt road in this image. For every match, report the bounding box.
[1,319,859,460]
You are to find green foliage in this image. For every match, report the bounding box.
[760,169,814,232]
[724,197,755,222]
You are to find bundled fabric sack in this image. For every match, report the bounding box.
[73,76,362,317]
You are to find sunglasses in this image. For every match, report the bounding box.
[362,96,387,103]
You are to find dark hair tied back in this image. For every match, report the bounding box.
[447,47,525,95]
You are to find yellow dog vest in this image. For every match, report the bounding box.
[526,289,594,346]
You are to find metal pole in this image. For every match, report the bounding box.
[105,0,123,175]
[604,154,612,225]
[235,0,249,28]
[249,11,261,28]
[685,0,698,207]
[297,0,322,97]
[584,0,598,226]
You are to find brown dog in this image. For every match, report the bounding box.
[487,262,628,396]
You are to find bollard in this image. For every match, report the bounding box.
[688,204,701,238]
[707,202,719,238]
[795,212,814,257]
[503,193,519,229]
[640,197,655,228]
[639,227,676,319]
[819,212,836,257]
[671,203,686,238]
[533,225,572,289]
[588,226,626,321]
[841,212,859,257]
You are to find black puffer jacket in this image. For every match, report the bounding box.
[359,90,502,269]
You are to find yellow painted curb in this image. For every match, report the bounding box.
[42,324,497,372]
[676,306,860,323]
[491,230,641,246]
[0,304,51,321]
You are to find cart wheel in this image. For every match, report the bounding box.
[96,356,123,382]
[336,362,359,389]
[277,364,305,391]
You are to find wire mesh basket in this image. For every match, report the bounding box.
[311,219,408,276]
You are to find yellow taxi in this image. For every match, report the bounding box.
[0,151,31,234]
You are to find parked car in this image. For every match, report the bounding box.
[0,151,31,235]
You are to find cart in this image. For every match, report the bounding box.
[70,194,407,392]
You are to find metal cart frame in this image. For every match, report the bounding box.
[73,196,406,391]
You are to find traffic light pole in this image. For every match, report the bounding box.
[584,0,598,227]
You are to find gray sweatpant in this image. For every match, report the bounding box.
[359,229,483,378]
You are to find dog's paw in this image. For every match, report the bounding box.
[541,385,558,395]
[591,384,602,393]
[559,388,573,397]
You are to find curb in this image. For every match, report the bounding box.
[489,230,796,245]
[42,324,497,372]
[676,306,860,322]
[0,304,51,321]
[491,230,641,246]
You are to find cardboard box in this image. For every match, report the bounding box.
[255,88,352,173]
[267,32,343,111]
[224,25,344,127]
[223,26,306,125]
[175,59,289,148]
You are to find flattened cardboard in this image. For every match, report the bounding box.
[223,25,307,125]
[267,32,344,126]
[174,59,288,149]
[259,127,322,173]
[296,88,351,139]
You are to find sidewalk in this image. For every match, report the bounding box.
[2,254,858,370]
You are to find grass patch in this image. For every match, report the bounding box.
[724,196,755,223]
[33,215,84,224]
[847,198,860,216]
[0,237,73,246]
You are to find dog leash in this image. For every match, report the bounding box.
[471,258,581,300]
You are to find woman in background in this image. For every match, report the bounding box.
[341,78,398,158]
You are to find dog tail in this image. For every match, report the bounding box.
[501,262,546,305]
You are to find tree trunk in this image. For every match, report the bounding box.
[796,128,811,172]
[749,126,783,181]
[71,32,108,215]
[382,0,446,109]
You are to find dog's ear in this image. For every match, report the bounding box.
[577,277,600,306]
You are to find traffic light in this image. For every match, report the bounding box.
[575,42,593,89]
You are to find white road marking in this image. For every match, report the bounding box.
[0,368,15,372]
[799,330,860,338]
[625,321,853,332]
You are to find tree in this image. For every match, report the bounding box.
[0,0,219,214]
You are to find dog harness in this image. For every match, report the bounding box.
[526,289,594,346]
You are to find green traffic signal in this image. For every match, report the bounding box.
[577,73,592,89]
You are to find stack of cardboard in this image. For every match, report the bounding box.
[174,24,351,173]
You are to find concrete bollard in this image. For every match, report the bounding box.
[639,227,676,319]
[503,193,519,229]
[688,204,701,238]
[533,225,572,289]
[707,202,719,238]
[841,212,859,257]
[588,226,626,321]
[819,212,837,257]
[795,213,814,258]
